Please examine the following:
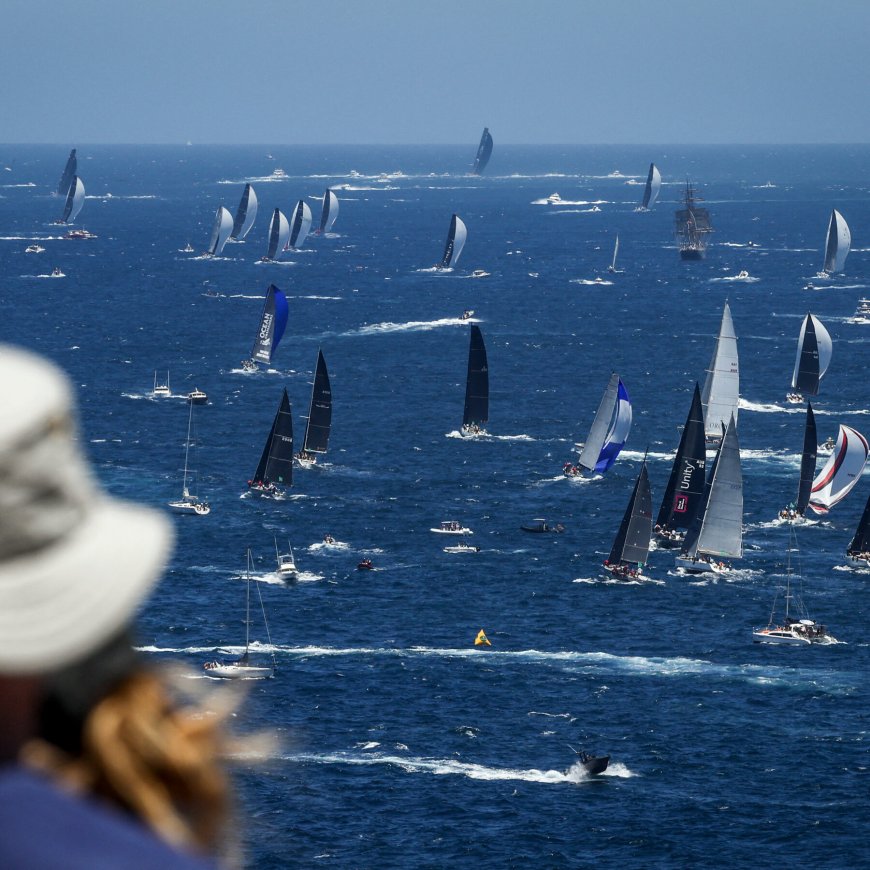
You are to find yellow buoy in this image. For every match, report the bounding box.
[474,629,491,647]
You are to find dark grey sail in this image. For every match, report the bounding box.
[655,383,706,533]
[57,148,77,196]
[318,189,339,234]
[440,214,468,269]
[847,490,870,557]
[288,199,312,249]
[675,181,713,260]
[796,402,818,515]
[265,209,290,261]
[472,128,493,175]
[640,163,661,209]
[251,389,294,488]
[301,350,332,454]
[608,462,652,566]
[231,183,257,240]
[793,315,820,395]
[60,176,85,224]
[462,325,489,430]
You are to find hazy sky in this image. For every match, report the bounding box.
[5,0,869,144]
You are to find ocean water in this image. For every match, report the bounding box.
[1,144,868,868]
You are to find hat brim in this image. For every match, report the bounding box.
[0,498,172,675]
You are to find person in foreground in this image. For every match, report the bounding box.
[0,344,232,868]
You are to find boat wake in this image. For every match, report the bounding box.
[710,274,760,283]
[738,398,832,415]
[530,197,607,207]
[343,318,471,337]
[570,278,613,286]
[445,430,534,441]
[308,540,350,552]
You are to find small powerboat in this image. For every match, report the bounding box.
[187,388,207,405]
[25,244,45,253]
[275,539,298,581]
[785,392,803,404]
[430,521,473,535]
[50,267,65,278]
[443,539,480,554]
[357,558,374,571]
[521,519,564,533]
[64,229,97,240]
[569,747,610,775]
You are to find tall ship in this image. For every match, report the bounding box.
[675,181,712,260]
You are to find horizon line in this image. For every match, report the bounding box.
[3,141,870,148]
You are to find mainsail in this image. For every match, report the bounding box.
[251,389,294,488]
[57,148,77,196]
[288,199,312,249]
[250,285,289,366]
[681,416,743,560]
[265,209,290,261]
[656,384,707,532]
[701,303,739,441]
[206,206,234,255]
[472,127,493,175]
[578,374,632,473]
[440,214,467,269]
[608,462,653,567]
[610,236,620,272]
[791,313,832,396]
[61,176,85,224]
[640,163,661,209]
[231,184,258,240]
[463,325,489,430]
[808,424,869,514]
[823,209,851,273]
[319,189,339,234]
[675,181,713,259]
[847,490,870,557]
[795,403,818,515]
[301,349,332,454]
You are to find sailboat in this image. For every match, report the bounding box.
[263,208,290,262]
[654,384,706,548]
[287,199,312,249]
[753,530,837,645]
[807,424,869,514]
[460,325,488,436]
[58,175,85,224]
[438,214,467,270]
[675,180,713,260]
[168,400,210,515]
[296,349,332,467]
[701,303,739,444]
[57,148,77,196]
[241,284,289,372]
[846,489,870,567]
[230,183,258,241]
[248,388,293,496]
[822,209,851,274]
[275,537,298,580]
[603,460,652,579]
[675,416,742,574]
[636,162,662,210]
[204,206,233,256]
[786,314,832,403]
[471,127,493,175]
[779,403,817,521]
[317,189,339,234]
[203,550,276,678]
[606,236,620,273]
[565,373,632,476]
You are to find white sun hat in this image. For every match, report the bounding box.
[0,345,173,675]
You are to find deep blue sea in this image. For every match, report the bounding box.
[1,144,868,868]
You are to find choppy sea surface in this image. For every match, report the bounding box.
[1,144,868,868]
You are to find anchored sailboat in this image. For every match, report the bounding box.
[241,284,289,372]
[807,424,869,514]
[701,303,739,444]
[230,183,258,240]
[566,373,632,476]
[263,208,290,261]
[779,403,817,521]
[57,148,77,196]
[287,199,312,249]
[654,384,706,548]
[675,180,712,260]
[637,162,661,210]
[58,176,85,224]
[822,209,851,274]
[461,325,489,436]
[603,460,652,580]
[438,214,467,270]
[248,388,294,496]
[317,189,339,234]
[296,349,332,467]
[204,205,233,256]
[168,401,210,515]
[787,314,832,403]
[472,127,493,175]
[675,415,742,574]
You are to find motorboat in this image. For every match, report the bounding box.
[430,521,473,535]
[152,371,170,398]
[187,388,207,405]
[786,393,803,404]
[25,244,45,253]
[735,270,751,280]
[275,539,298,580]
[443,539,480,554]
[547,193,563,204]
[182,242,194,253]
[520,519,564,533]
[63,229,97,239]
[50,267,65,278]
[270,168,288,179]
[357,559,374,571]
[568,746,610,775]
[471,270,490,278]
[460,309,475,320]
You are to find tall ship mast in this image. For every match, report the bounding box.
[675,180,713,260]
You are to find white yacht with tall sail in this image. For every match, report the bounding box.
[229,184,258,241]
[786,313,831,403]
[168,401,210,515]
[822,209,851,274]
[204,205,233,256]
[287,199,312,249]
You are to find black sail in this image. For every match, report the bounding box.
[848,491,870,555]
[266,209,282,260]
[252,389,294,487]
[641,163,656,208]
[231,183,254,238]
[796,402,818,515]
[463,325,489,428]
[472,128,493,175]
[793,315,821,395]
[441,214,458,268]
[656,384,707,530]
[57,148,77,196]
[302,350,332,454]
[609,462,653,566]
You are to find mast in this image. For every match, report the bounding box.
[243,549,252,663]
[611,236,619,271]
[302,350,332,454]
[675,180,712,258]
[608,461,652,566]
[181,400,194,498]
[796,403,818,515]
[462,325,489,429]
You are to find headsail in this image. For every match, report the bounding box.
[463,325,489,430]
[250,284,289,366]
[808,424,869,514]
[206,206,234,255]
[608,461,653,566]
[640,163,661,209]
[265,208,290,261]
[252,389,294,488]
[823,209,851,273]
[61,176,85,224]
[472,128,493,175]
[288,199,312,249]
[701,303,739,441]
[57,148,77,196]
[231,184,258,240]
[796,403,818,515]
[578,374,632,473]
[319,189,339,234]
[791,313,832,396]
[440,214,467,269]
[301,349,332,454]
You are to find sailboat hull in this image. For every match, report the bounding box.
[674,555,730,574]
[204,662,273,679]
[680,248,705,261]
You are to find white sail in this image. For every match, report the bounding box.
[62,176,85,223]
[611,236,619,271]
[288,200,312,249]
[440,214,468,268]
[808,424,869,514]
[823,209,851,273]
[791,314,832,393]
[232,184,258,240]
[700,303,739,440]
[207,206,234,255]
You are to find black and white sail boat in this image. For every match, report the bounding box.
[701,303,739,444]
[675,416,743,574]
[461,325,489,436]
[603,460,653,580]
[675,180,712,260]
[637,162,661,211]
[472,127,493,175]
[241,284,289,372]
[296,349,332,467]
[248,388,293,496]
[787,314,832,403]
[230,183,258,241]
[317,189,339,234]
[287,199,312,250]
[654,384,706,548]
[58,175,85,224]
[168,400,210,516]
[204,205,233,256]
[565,374,632,477]
[822,208,851,274]
[846,489,870,568]
[57,148,77,196]
[438,214,467,270]
[779,403,817,521]
[263,208,290,262]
